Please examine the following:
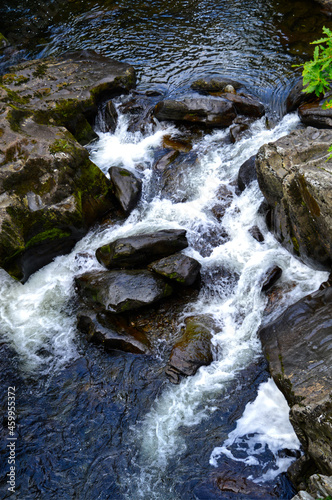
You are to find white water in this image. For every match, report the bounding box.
[0,108,328,491]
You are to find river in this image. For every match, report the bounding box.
[0,1,330,499]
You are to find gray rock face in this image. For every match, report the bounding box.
[148,253,201,286]
[96,229,188,269]
[166,315,214,383]
[154,98,237,128]
[75,269,173,313]
[109,167,142,214]
[255,127,332,269]
[259,286,332,475]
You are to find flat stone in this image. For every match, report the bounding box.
[148,252,201,286]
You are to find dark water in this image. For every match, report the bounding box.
[0,1,330,499]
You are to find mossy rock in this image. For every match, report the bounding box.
[0,50,136,144]
[0,110,116,281]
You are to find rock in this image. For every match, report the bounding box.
[77,310,150,354]
[229,122,249,143]
[153,98,237,128]
[166,315,214,381]
[308,474,332,498]
[255,127,332,269]
[109,167,142,214]
[162,134,192,152]
[313,0,332,13]
[118,90,159,133]
[159,151,200,203]
[211,185,233,221]
[153,150,180,171]
[0,50,136,144]
[221,92,265,118]
[298,94,332,129]
[261,266,282,292]
[249,225,264,242]
[237,155,257,192]
[103,100,118,133]
[290,492,315,500]
[0,114,115,281]
[148,253,201,286]
[191,77,243,94]
[259,287,332,476]
[96,229,188,269]
[224,84,236,94]
[75,269,173,313]
[286,78,313,113]
[287,454,317,491]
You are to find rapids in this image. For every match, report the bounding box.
[0,1,330,498]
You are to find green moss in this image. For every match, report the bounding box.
[0,74,29,86]
[32,64,48,78]
[33,88,51,98]
[291,236,300,254]
[25,228,71,249]
[49,139,70,155]
[7,106,33,132]
[1,86,31,105]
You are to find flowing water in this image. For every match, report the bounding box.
[0,1,331,499]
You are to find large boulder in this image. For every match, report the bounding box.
[0,50,136,144]
[96,229,188,269]
[0,113,115,281]
[0,51,136,281]
[153,98,237,128]
[75,269,173,313]
[255,127,332,270]
[166,315,214,383]
[259,286,332,476]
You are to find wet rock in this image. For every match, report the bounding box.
[75,269,173,313]
[153,98,237,128]
[118,90,159,133]
[0,114,115,282]
[0,50,136,144]
[153,150,180,171]
[211,466,273,498]
[259,286,332,476]
[237,154,257,192]
[224,84,236,94]
[160,151,200,202]
[221,92,265,118]
[191,77,243,94]
[162,134,192,152]
[298,94,332,129]
[166,315,214,381]
[286,78,313,113]
[313,0,332,13]
[103,100,118,133]
[109,167,142,214]
[96,229,188,270]
[148,253,201,286]
[287,454,317,491]
[256,127,332,269]
[211,185,233,221]
[77,310,150,354]
[249,225,264,242]
[261,266,282,292]
[229,122,249,143]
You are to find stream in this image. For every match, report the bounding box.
[0,1,331,499]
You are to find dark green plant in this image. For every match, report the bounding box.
[298,26,332,158]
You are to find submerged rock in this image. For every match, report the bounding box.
[256,127,332,269]
[148,252,201,286]
[75,269,173,313]
[96,229,188,269]
[153,98,237,128]
[159,151,200,203]
[249,225,264,242]
[191,77,243,93]
[77,310,150,354]
[109,166,142,214]
[259,286,332,476]
[166,315,214,382]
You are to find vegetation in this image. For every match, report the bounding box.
[300,26,332,158]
